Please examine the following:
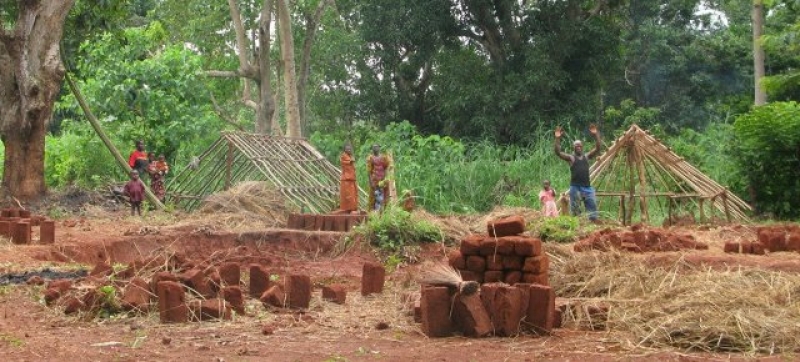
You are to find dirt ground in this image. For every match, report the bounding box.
[0,205,797,361]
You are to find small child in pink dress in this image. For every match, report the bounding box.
[539,180,558,217]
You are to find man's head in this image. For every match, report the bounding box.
[136,140,145,151]
[371,144,380,155]
[131,170,139,180]
[573,140,583,155]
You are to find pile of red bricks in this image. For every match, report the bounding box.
[419,282,556,337]
[0,207,56,245]
[754,225,800,253]
[286,213,367,232]
[448,215,549,286]
[574,225,708,253]
[723,241,766,255]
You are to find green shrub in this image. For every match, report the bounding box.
[351,206,443,251]
[534,216,581,243]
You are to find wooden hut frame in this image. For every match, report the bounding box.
[589,125,751,225]
[167,132,366,213]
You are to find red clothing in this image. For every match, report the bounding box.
[124,179,146,202]
[129,150,148,168]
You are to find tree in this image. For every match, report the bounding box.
[0,0,76,199]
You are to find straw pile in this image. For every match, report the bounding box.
[194,181,289,229]
[548,249,800,353]
[414,206,541,242]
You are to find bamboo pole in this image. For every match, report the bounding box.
[65,73,165,210]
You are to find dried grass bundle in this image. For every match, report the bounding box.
[189,181,288,229]
[418,263,479,295]
[549,250,800,353]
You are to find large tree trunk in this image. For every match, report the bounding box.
[277,0,302,138]
[0,0,75,199]
[753,0,767,106]
[257,0,278,135]
[297,0,331,134]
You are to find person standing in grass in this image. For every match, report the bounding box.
[338,143,359,213]
[367,144,392,211]
[148,153,170,202]
[554,124,602,221]
[539,180,559,217]
[123,170,145,216]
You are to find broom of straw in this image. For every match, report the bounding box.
[418,263,479,295]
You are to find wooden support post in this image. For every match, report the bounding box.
[667,197,674,226]
[722,190,731,222]
[635,148,649,223]
[627,149,636,225]
[619,195,626,226]
[698,198,706,222]
[65,73,165,210]
[225,141,233,190]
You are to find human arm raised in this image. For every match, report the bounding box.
[553,126,572,162]
[586,123,602,159]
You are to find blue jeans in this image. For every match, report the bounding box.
[569,185,598,220]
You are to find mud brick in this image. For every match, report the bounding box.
[300,214,315,230]
[18,209,31,219]
[12,221,31,244]
[150,272,180,293]
[787,233,800,252]
[458,270,479,283]
[452,292,492,337]
[44,288,62,305]
[179,268,214,298]
[80,288,102,312]
[514,237,543,257]
[47,279,73,293]
[313,215,325,231]
[522,272,549,286]
[39,220,56,244]
[322,215,335,231]
[420,286,454,337]
[483,284,524,336]
[751,242,766,255]
[218,262,241,286]
[286,214,303,229]
[503,271,522,285]
[465,256,486,273]
[260,285,286,308]
[448,250,466,270]
[332,215,348,232]
[285,274,311,309]
[249,264,272,298]
[460,235,483,256]
[723,241,739,254]
[0,221,11,238]
[157,281,188,323]
[495,236,518,255]
[487,215,526,237]
[553,301,569,329]
[477,238,496,256]
[322,284,347,305]
[523,284,555,334]
[522,256,549,274]
[767,231,787,252]
[90,262,113,277]
[484,270,503,283]
[0,209,10,217]
[361,262,386,296]
[7,209,19,217]
[189,299,232,321]
[740,241,753,254]
[122,277,152,312]
[62,296,83,315]
[222,286,245,315]
[485,255,503,271]
[502,255,523,270]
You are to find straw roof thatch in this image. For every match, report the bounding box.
[590,125,751,224]
[167,132,366,213]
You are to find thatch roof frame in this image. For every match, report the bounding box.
[167,132,366,213]
[589,124,751,223]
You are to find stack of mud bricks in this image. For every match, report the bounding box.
[723,241,766,255]
[0,207,55,245]
[448,215,548,286]
[286,213,367,232]
[420,282,556,338]
[749,225,800,254]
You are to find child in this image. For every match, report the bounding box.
[124,170,145,216]
[539,180,558,218]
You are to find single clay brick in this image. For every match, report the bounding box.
[260,285,286,308]
[122,277,151,312]
[150,272,179,293]
[484,284,524,336]
[180,268,214,298]
[524,284,555,334]
[322,284,347,304]
[286,274,312,309]
[740,241,753,254]
[460,235,483,255]
[322,215,335,231]
[787,233,800,252]
[495,236,517,255]
[448,250,466,270]
[768,231,787,252]
[0,221,10,238]
[361,262,386,296]
[62,296,83,315]
[503,271,522,285]
[522,272,549,286]
[249,264,272,298]
[522,256,549,274]
[157,281,188,323]
[39,220,56,244]
[287,214,303,229]
[502,255,523,270]
[189,298,232,321]
[452,292,492,337]
[487,215,526,237]
[751,242,766,255]
[218,262,241,286]
[514,237,543,257]
[18,209,31,219]
[420,286,454,337]
[222,286,245,315]
[465,256,487,273]
[12,221,31,244]
[458,269,478,282]
[723,242,739,254]
[484,270,503,283]
[485,254,503,271]
[479,239,498,256]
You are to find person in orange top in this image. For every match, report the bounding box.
[128,140,149,176]
[338,143,359,213]
[367,144,392,211]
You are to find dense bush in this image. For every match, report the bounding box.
[734,101,800,218]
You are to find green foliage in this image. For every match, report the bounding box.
[534,216,581,243]
[734,101,800,218]
[44,123,123,188]
[351,206,442,251]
